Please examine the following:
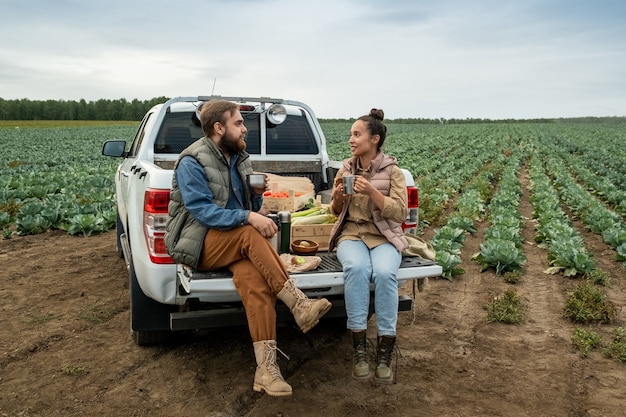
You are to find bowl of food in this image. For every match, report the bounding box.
[291,239,319,256]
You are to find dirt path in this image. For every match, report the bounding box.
[1,165,625,417]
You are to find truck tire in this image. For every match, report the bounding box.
[115,213,124,259]
[128,255,176,346]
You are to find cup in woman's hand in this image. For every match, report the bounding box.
[247,174,266,194]
[342,175,355,195]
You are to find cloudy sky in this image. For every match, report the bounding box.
[1,0,625,119]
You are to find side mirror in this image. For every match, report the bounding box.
[102,140,127,157]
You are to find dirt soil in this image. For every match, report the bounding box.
[1,171,625,417]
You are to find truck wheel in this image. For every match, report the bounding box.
[132,327,171,346]
[128,256,176,346]
[115,213,124,259]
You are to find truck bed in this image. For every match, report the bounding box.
[177,252,440,301]
[180,252,438,281]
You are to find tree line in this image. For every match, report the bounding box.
[0,97,169,121]
[1,97,624,124]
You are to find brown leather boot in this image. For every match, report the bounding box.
[277,279,332,333]
[352,331,371,380]
[252,340,292,396]
[374,335,396,384]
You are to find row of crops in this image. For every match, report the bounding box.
[325,121,626,276]
[0,124,136,237]
[1,121,625,275]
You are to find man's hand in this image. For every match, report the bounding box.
[248,211,278,238]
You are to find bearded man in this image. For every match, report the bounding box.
[164,100,331,397]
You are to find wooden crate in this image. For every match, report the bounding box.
[290,223,335,252]
[262,189,315,212]
[261,178,315,213]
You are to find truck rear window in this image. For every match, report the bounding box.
[154,113,203,154]
[154,111,319,155]
[244,113,319,155]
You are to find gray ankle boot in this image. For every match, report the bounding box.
[352,331,371,380]
[374,335,396,384]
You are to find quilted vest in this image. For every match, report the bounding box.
[328,152,408,252]
[164,137,254,269]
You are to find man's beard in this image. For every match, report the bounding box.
[218,127,246,155]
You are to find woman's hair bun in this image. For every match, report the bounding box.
[369,108,384,121]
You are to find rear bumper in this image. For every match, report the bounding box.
[170,294,415,331]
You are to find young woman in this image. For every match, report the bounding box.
[328,108,409,384]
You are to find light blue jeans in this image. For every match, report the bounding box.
[337,239,402,336]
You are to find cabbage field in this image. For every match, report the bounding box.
[324,121,626,278]
[0,122,136,238]
[1,120,625,277]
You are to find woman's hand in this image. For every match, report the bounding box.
[352,175,374,195]
[353,176,385,210]
[331,181,348,213]
[333,182,345,199]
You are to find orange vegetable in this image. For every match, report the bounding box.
[263,191,290,198]
[262,190,307,198]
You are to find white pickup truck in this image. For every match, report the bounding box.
[102,95,442,345]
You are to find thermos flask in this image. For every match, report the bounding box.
[278,211,291,253]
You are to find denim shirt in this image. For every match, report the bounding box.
[175,155,263,230]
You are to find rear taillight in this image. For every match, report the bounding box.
[402,186,419,234]
[144,188,174,264]
[407,186,418,208]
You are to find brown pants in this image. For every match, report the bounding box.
[198,225,289,342]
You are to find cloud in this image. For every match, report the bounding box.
[1,0,625,119]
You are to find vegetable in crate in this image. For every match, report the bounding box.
[291,213,337,225]
[290,207,337,225]
[263,191,306,198]
[291,207,322,218]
